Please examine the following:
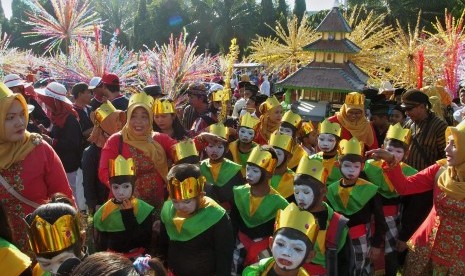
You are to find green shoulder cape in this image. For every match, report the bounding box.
[270,168,295,198]
[200,158,242,187]
[326,178,378,215]
[310,152,342,185]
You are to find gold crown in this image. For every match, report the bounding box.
[318,119,341,137]
[247,146,278,174]
[168,176,206,200]
[269,131,294,153]
[94,101,117,125]
[386,123,412,145]
[344,92,365,109]
[171,139,198,163]
[296,158,324,182]
[211,89,230,102]
[26,214,80,254]
[262,96,281,111]
[340,138,364,156]
[300,122,315,136]
[0,82,13,100]
[129,92,154,109]
[109,155,136,178]
[282,110,302,129]
[240,112,260,129]
[153,99,175,114]
[208,123,229,140]
[275,203,318,243]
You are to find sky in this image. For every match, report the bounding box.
[1,0,336,19]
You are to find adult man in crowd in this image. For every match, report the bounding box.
[232,74,251,118]
[72,82,94,141]
[88,76,105,111]
[182,83,209,130]
[97,73,128,110]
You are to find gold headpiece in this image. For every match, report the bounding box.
[171,139,198,164]
[262,96,281,112]
[296,158,324,182]
[211,89,230,102]
[269,131,294,153]
[26,214,80,254]
[282,110,302,129]
[340,138,364,156]
[386,123,411,145]
[153,99,175,114]
[94,101,117,125]
[0,82,13,100]
[247,146,278,174]
[129,92,154,109]
[275,203,318,243]
[240,112,260,129]
[208,123,229,140]
[168,176,206,200]
[300,122,315,136]
[344,92,365,110]
[109,155,136,178]
[318,119,341,137]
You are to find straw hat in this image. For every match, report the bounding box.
[36,82,72,105]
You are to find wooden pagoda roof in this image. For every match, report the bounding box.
[303,38,361,53]
[316,7,352,33]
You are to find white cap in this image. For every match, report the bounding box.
[35,82,72,105]
[88,77,102,89]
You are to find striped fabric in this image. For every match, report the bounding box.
[404,113,448,171]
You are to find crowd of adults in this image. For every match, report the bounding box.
[0,68,464,276]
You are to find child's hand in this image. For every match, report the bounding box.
[121,199,133,210]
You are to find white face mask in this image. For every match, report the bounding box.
[111,182,133,203]
[340,161,362,180]
[318,133,337,152]
[279,126,293,137]
[294,185,315,210]
[385,144,405,162]
[274,148,286,167]
[37,251,77,274]
[246,164,262,185]
[272,233,307,271]
[172,198,197,215]
[238,127,255,143]
[205,143,225,161]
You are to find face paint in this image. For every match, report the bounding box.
[246,164,262,185]
[385,144,405,162]
[238,127,255,143]
[294,185,315,210]
[205,143,225,161]
[340,161,362,180]
[274,148,286,167]
[272,233,307,271]
[172,198,197,215]
[318,133,337,152]
[279,126,293,137]
[37,251,76,274]
[111,182,133,203]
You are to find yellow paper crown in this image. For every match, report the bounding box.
[211,89,230,102]
[240,112,260,129]
[129,92,154,109]
[300,122,315,136]
[171,139,198,163]
[340,138,364,156]
[275,203,318,243]
[386,123,412,145]
[208,123,229,140]
[94,101,117,125]
[262,96,281,111]
[168,176,206,200]
[318,119,342,137]
[26,214,80,254]
[109,155,136,178]
[282,110,302,129]
[153,99,175,114]
[247,146,278,174]
[269,131,294,153]
[344,92,365,109]
[0,82,13,100]
[296,158,324,182]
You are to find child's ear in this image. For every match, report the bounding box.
[305,250,316,263]
[269,236,274,250]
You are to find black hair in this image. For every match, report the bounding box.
[176,155,200,165]
[384,138,408,152]
[340,153,364,164]
[392,105,406,118]
[109,175,136,186]
[273,228,313,260]
[48,193,74,206]
[70,252,138,276]
[167,164,201,182]
[153,107,188,141]
[105,84,120,93]
[294,173,323,188]
[247,145,278,183]
[0,203,13,243]
[280,121,297,136]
